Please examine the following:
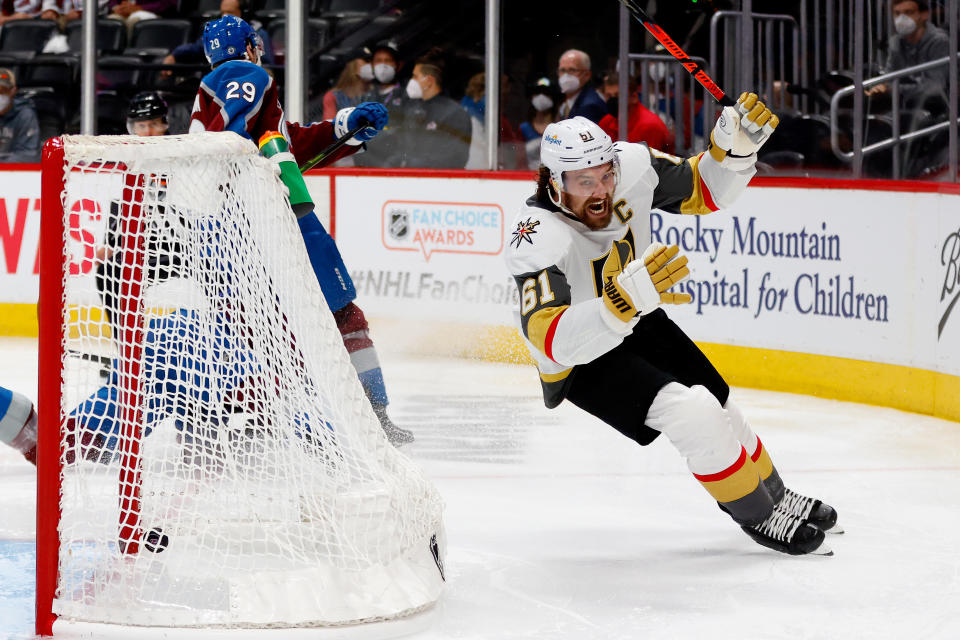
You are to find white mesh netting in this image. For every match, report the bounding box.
[51,133,445,628]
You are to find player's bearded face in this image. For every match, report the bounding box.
[562,163,617,230]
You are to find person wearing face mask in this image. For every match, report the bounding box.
[0,68,39,163]
[353,41,406,168]
[519,77,558,170]
[555,49,608,124]
[866,0,950,175]
[395,48,472,169]
[866,0,948,109]
[366,40,404,106]
[320,52,374,123]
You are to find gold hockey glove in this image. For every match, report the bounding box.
[643,242,693,304]
[601,241,691,331]
[709,92,779,170]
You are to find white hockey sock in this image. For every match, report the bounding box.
[723,398,760,457]
[646,383,742,476]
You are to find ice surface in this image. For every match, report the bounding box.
[2,336,959,639]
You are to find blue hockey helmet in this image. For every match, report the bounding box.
[203,16,263,66]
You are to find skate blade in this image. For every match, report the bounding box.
[826,521,844,534]
[811,541,834,556]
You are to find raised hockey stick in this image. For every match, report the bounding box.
[300,119,370,172]
[617,0,735,107]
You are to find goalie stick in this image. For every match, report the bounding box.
[617,0,735,107]
[300,119,370,172]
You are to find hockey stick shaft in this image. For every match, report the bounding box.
[300,119,370,172]
[617,0,735,107]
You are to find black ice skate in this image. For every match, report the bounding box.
[741,508,832,556]
[372,403,415,447]
[777,488,843,534]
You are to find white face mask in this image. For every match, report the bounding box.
[0,94,11,113]
[405,77,423,99]
[358,63,374,81]
[374,63,396,84]
[894,13,918,36]
[558,73,581,94]
[531,94,553,112]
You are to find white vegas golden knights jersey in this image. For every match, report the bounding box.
[505,141,754,408]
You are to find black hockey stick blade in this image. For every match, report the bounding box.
[300,119,370,172]
[617,0,735,106]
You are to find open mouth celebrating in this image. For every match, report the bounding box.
[585,197,610,220]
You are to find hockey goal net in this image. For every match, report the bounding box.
[36,133,445,634]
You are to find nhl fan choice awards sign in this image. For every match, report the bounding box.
[380,199,504,261]
[336,176,525,325]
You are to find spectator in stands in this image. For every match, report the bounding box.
[461,71,485,121]
[461,71,486,168]
[126,91,168,136]
[106,0,176,37]
[518,77,557,170]
[0,68,39,163]
[0,0,60,26]
[365,39,404,108]
[42,0,111,26]
[556,48,607,123]
[353,39,404,168]
[597,73,673,151]
[162,0,273,74]
[321,52,372,121]
[459,71,524,170]
[394,48,471,168]
[351,40,406,167]
[305,52,373,166]
[868,0,949,111]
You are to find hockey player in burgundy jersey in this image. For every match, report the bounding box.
[189,15,411,446]
[505,104,839,556]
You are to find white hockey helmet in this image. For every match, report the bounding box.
[540,116,618,209]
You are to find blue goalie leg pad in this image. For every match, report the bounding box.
[298,211,356,313]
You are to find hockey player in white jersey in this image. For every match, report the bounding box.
[504,94,839,556]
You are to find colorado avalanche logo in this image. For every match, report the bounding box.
[544,134,561,146]
[510,217,540,248]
